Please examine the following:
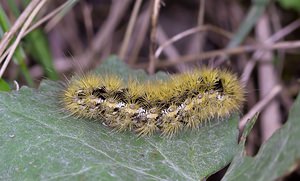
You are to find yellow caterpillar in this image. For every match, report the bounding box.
[62,68,244,137]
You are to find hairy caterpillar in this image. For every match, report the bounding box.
[62,68,244,137]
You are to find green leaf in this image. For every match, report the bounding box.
[277,0,300,11]
[0,78,11,92]
[222,92,300,181]
[0,57,239,180]
[239,113,258,146]
[25,30,59,80]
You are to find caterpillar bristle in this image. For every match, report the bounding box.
[62,68,245,138]
[160,119,183,138]
[136,120,158,137]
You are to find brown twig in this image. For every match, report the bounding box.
[135,40,300,69]
[148,0,161,74]
[185,0,205,61]
[241,18,300,84]
[256,14,281,142]
[128,2,151,65]
[119,0,143,61]
[156,25,182,71]
[74,0,132,71]
[30,0,133,78]
[239,85,282,131]
[81,2,93,44]
[154,25,233,58]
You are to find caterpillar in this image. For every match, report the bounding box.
[62,68,244,137]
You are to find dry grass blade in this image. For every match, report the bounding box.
[24,1,73,34]
[136,40,300,69]
[155,25,233,58]
[0,1,76,66]
[0,0,40,55]
[0,0,48,78]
